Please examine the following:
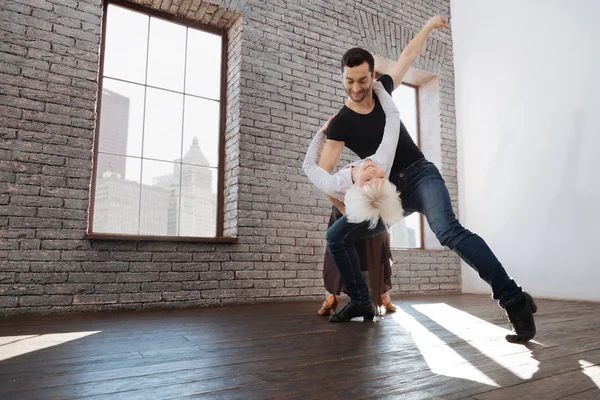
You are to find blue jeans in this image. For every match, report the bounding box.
[392,158,523,308]
[326,217,387,305]
[327,158,524,309]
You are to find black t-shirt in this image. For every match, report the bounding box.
[327,74,424,177]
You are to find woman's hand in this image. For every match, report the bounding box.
[320,114,336,134]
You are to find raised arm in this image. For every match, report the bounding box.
[369,82,400,177]
[387,16,448,89]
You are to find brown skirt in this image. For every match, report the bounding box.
[323,207,393,306]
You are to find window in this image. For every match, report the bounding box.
[389,83,423,248]
[89,2,227,240]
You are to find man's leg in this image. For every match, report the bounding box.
[325,216,386,322]
[395,160,536,341]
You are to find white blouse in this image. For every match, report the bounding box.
[302,81,400,201]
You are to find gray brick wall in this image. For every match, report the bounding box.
[0,0,460,315]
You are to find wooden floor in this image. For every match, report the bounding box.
[1,294,599,400]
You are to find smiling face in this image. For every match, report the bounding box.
[356,160,385,187]
[342,61,375,104]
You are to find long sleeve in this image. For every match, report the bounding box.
[302,130,353,200]
[369,81,401,177]
[302,81,400,200]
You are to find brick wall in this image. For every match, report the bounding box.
[0,0,460,315]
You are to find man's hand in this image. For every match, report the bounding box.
[320,114,336,134]
[426,16,449,30]
[328,197,346,215]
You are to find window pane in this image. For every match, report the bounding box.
[185,29,222,99]
[146,17,186,92]
[393,85,418,143]
[143,87,183,163]
[391,85,421,248]
[96,5,224,239]
[177,165,217,237]
[99,78,145,158]
[93,154,141,235]
[182,96,220,168]
[139,159,178,236]
[103,4,148,84]
[389,214,421,248]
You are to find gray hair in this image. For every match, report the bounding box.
[344,180,404,229]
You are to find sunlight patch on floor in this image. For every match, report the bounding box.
[580,360,600,388]
[412,303,542,379]
[0,331,101,361]
[392,307,499,387]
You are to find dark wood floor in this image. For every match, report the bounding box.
[1,294,599,399]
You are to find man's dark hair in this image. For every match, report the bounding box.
[341,48,375,72]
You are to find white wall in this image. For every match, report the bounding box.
[451,0,600,301]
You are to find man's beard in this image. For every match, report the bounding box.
[346,82,373,103]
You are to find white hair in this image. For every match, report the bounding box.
[344,180,404,229]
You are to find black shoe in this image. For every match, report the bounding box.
[505,292,537,343]
[329,302,375,322]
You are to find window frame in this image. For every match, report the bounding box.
[390,82,425,250]
[87,0,234,243]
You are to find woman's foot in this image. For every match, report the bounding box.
[380,293,397,314]
[317,295,338,316]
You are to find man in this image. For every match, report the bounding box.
[319,16,537,342]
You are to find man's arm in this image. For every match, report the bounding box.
[388,16,448,90]
[302,130,352,198]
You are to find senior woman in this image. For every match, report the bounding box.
[303,80,403,322]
